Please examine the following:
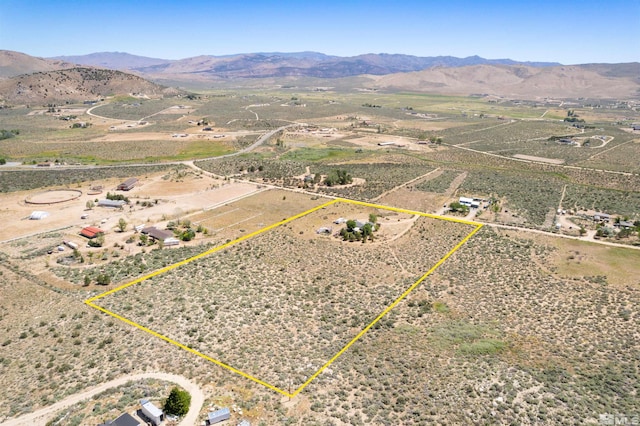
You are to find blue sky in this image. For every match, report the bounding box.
[1,0,638,64]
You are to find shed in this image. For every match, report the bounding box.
[29,211,49,220]
[117,178,138,191]
[98,199,126,208]
[140,399,163,426]
[207,408,231,425]
[80,226,104,239]
[164,237,180,246]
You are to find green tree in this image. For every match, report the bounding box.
[86,200,94,210]
[164,387,191,417]
[180,228,196,241]
[88,235,104,248]
[117,218,127,232]
[449,202,469,214]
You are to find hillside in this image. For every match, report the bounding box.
[0,50,75,78]
[0,67,178,104]
[367,64,640,99]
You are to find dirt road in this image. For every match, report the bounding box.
[1,372,204,426]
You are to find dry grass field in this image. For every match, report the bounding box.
[91,201,475,394]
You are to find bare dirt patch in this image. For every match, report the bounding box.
[513,154,565,164]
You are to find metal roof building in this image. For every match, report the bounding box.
[98,199,126,208]
[117,177,138,191]
[207,408,231,424]
[80,226,104,239]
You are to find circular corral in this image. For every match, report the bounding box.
[25,189,83,205]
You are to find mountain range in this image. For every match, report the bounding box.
[51,51,561,79]
[0,50,638,103]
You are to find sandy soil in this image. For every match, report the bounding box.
[513,154,565,164]
[0,172,260,244]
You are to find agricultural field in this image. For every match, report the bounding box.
[0,86,639,425]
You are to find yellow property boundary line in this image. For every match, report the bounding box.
[85,198,482,397]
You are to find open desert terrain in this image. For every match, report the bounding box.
[0,45,639,426]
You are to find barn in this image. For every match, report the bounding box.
[117,177,138,191]
[80,226,104,239]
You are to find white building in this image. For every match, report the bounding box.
[29,211,49,220]
[207,408,231,425]
[140,399,163,426]
[458,197,480,208]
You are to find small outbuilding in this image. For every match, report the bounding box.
[29,211,49,220]
[207,408,231,425]
[163,237,180,246]
[140,399,163,426]
[117,178,138,191]
[80,226,104,239]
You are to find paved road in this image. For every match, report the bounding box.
[0,372,205,426]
